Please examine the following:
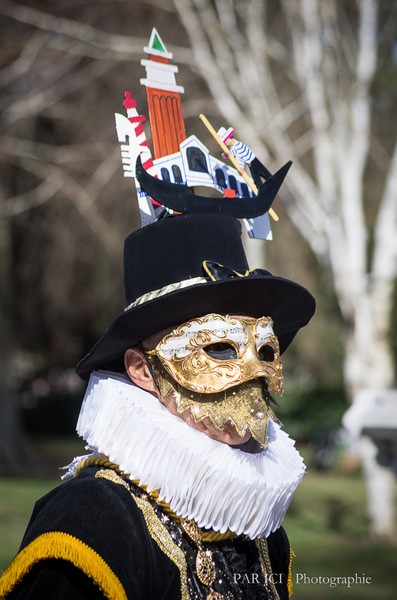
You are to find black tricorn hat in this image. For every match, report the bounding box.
[76,214,315,380]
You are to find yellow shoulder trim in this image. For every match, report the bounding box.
[0,531,127,600]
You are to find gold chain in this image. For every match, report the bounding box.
[180,519,223,600]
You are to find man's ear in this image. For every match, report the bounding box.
[124,347,160,398]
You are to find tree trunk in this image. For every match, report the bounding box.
[360,436,396,536]
[342,283,396,535]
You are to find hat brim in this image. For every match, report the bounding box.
[76,275,315,380]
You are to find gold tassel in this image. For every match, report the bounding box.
[0,531,126,599]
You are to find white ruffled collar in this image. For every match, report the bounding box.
[73,371,305,539]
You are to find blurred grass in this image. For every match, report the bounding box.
[0,436,86,572]
[0,477,56,570]
[284,470,396,599]
[0,445,396,598]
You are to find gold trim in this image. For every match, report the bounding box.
[202,260,261,281]
[130,492,189,600]
[95,468,130,491]
[75,455,120,476]
[0,531,127,600]
[288,548,296,597]
[202,259,223,281]
[256,538,280,600]
[140,486,237,542]
[124,276,207,310]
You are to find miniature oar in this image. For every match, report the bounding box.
[199,113,279,222]
[135,156,291,219]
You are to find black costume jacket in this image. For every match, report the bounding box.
[1,465,292,599]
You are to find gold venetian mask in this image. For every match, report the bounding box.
[147,356,278,448]
[146,313,284,396]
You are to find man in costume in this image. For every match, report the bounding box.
[0,213,315,599]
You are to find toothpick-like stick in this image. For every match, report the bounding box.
[199,113,279,221]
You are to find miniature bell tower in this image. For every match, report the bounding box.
[140,28,186,159]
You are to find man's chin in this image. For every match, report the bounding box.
[199,421,265,454]
[233,437,264,454]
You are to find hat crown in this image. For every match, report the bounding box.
[123,214,249,306]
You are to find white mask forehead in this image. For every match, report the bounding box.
[255,317,276,350]
[156,314,248,359]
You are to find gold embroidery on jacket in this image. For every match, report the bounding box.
[131,492,189,600]
[95,468,130,491]
[287,548,296,597]
[256,538,280,600]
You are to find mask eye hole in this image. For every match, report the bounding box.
[204,343,238,360]
[258,344,275,362]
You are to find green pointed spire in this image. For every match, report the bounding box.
[152,32,165,53]
[148,28,169,56]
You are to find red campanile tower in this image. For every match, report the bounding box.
[140,28,186,159]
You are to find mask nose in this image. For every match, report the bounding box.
[244,344,269,376]
[242,342,284,396]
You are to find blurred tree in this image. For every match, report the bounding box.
[172,0,397,534]
[0,186,32,472]
[0,0,188,468]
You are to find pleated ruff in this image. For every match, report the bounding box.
[74,371,305,540]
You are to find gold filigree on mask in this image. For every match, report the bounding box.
[148,357,279,448]
[147,314,284,397]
